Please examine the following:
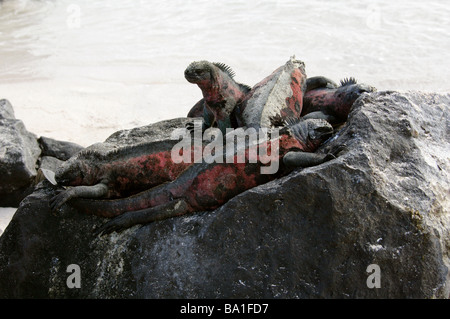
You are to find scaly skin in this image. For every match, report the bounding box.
[305,76,338,92]
[49,138,200,211]
[185,61,251,134]
[302,77,376,125]
[186,99,205,118]
[48,67,325,212]
[66,119,337,235]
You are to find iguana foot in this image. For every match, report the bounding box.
[50,188,74,211]
[185,121,195,132]
[93,213,140,236]
[94,198,192,236]
[185,120,205,135]
[321,144,348,162]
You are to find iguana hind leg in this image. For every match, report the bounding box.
[94,198,192,236]
[50,182,109,211]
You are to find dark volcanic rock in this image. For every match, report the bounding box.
[38,156,65,172]
[0,91,449,298]
[38,136,84,161]
[0,100,85,207]
[0,100,41,207]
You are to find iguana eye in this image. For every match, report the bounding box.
[194,69,203,75]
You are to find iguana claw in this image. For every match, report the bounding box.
[94,214,135,236]
[50,189,70,211]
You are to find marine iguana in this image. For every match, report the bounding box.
[185,60,251,134]
[301,76,376,125]
[64,118,339,235]
[49,138,199,211]
[305,76,338,92]
[48,60,310,212]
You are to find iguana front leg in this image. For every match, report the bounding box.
[186,104,215,134]
[94,198,192,236]
[50,182,109,211]
[283,151,331,168]
[283,145,347,168]
[302,111,338,124]
[185,118,209,135]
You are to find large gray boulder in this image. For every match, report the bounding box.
[0,99,15,120]
[0,91,448,298]
[0,100,41,207]
[38,136,84,162]
[0,99,84,207]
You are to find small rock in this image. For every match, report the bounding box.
[0,117,41,207]
[38,136,84,161]
[38,156,65,172]
[0,99,15,120]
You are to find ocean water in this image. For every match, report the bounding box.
[0,0,449,147]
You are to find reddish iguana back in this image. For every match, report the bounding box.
[49,136,199,210]
[302,77,376,125]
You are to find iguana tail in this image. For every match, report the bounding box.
[69,182,174,218]
[93,198,194,236]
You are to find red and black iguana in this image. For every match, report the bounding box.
[61,118,338,235]
[185,60,251,134]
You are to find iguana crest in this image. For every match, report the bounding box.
[73,145,141,162]
[213,62,251,91]
[72,140,185,163]
[340,77,357,87]
[283,117,316,144]
[212,62,236,79]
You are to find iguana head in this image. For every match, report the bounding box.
[185,61,237,85]
[333,78,376,118]
[284,118,334,152]
[185,61,215,84]
[55,158,86,186]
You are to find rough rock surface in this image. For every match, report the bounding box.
[0,100,41,207]
[0,91,449,298]
[0,99,15,120]
[0,99,84,207]
[38,136,84,161]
